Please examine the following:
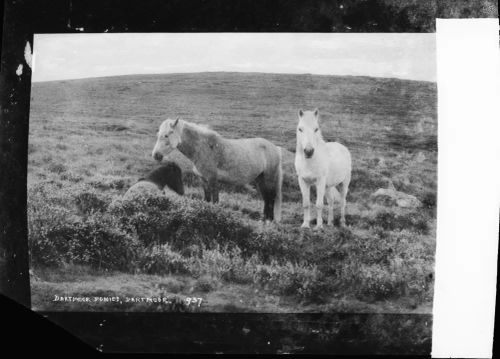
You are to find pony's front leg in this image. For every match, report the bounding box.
[298,177,311,228]
[202,178,212,202]
[315,177,326,230]
[209,177,219,203]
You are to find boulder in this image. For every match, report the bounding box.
[414,151,426,163]
[371,186,422,208]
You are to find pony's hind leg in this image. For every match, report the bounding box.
[202,176,219,203]
[314,177,326,230]
[339,178,350,227]
[256,173,274,223]
[326,187,338,226]
[203,184,211,202]
[263,192,275,223]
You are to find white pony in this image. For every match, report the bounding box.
[294,109,352,230]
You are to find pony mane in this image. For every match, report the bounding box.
[183,120,219,136]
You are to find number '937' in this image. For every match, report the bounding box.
[185,297,203,307]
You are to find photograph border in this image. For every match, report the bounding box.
[1,0,497,354]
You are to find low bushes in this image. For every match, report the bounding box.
[138,243,191,275]
[109,194,255,251]
[74,190,111,214]
[188,245,257,284]
[66,215,139,271]
[367,210,430,234]
[29,206,138,270]
[331,229,434,302]
[253,260,328,303]
[28,182,435,305]
[28,185,75,267]
[349,168,388,194]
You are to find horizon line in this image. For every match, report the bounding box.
[32,70,437,84]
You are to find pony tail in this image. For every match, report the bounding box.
[274,146,283,222]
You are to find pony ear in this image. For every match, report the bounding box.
[313,108,319,117]
[298,109,304,118]
[173,118,180,127]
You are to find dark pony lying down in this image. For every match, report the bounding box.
[124,162,184,199]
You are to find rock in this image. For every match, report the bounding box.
[387,179,396,191]
[396,196,422,208]
[371,187,422,208]
[397,175,411,186]
[373,157,386,168]
[414,152,426,163]
[415,120,424,134]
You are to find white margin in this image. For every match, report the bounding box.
[432,19,500,358]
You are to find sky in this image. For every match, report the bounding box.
[32,33,436,82]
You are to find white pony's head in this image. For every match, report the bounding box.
[152,118,183,162]
[297,108,322,159]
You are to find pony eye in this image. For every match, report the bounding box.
[298,128,303,132]
[314,128,319,132]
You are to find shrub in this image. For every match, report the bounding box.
[28,217,73,267]
[111,195,255,251]
[253,260,328,303]
[187,245,256,284]
[349,256,432,302]
[349,168,388,193]
[170,199,254,250]
[421,190,437,209]
[239,227,302,263]
[301,227,357,275]
[65,214,139,271]
[188,246,232,279]
[240,207,261,220]
[368,210,430,234]
[355,264,398,300]
[88,176,128,190]
[60,172,83,183]
[74,191,110,214]
[194,276,219,292]
[28,187,74,266]
[138,244,190,275]
[333,229,434,302]
[47,162,67,174]
[108,194,176,246]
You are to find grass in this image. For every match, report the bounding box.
[28,72,437,313]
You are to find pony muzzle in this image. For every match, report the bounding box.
[304,147,315,158]
[152,151,163,162]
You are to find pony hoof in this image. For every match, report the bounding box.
[314,225,323,231]
[300,223,310,229]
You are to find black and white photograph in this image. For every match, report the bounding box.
[27,33,437,315]
[1,0,499,355]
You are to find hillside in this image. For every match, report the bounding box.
[28,72,437,314]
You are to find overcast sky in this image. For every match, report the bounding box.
[32,33,436,82]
